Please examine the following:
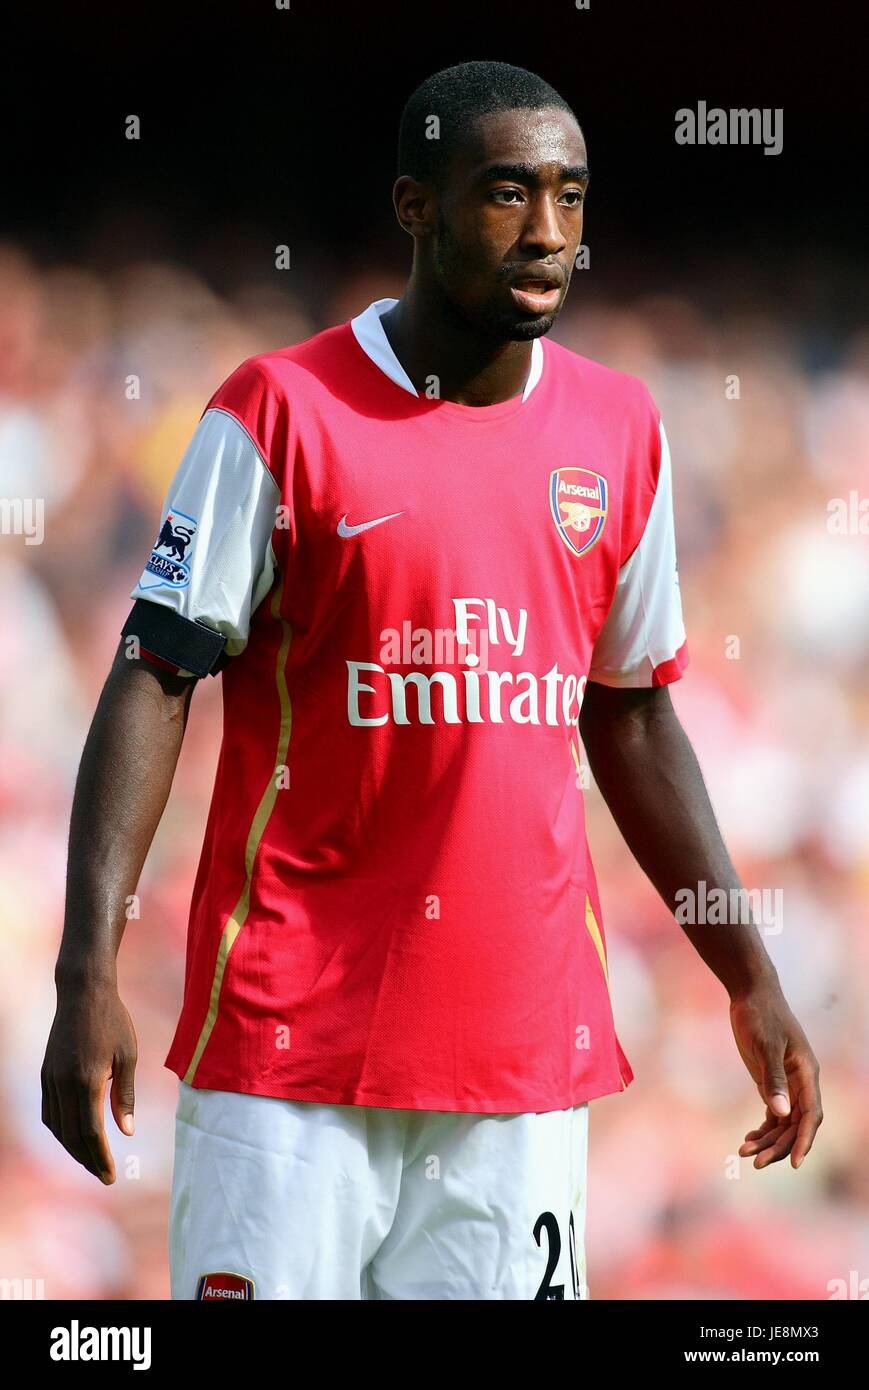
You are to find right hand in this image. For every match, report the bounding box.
[41,984,138,1184]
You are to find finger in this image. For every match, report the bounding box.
[754,1122,799,1168]
[41,1067,54,1131]
[110,1051,136,1138]
[79,1075,116,1184]
[742,1109,783,1148]
[759,1052,791,1118]
[740,1121,788,1156]
[743,1113,780,1142]
[44,1074,64,1152]
[790,1074,823,1169]
[55,1076,100,1175]
[791,1108,822,1168]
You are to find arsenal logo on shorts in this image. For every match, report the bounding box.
[196,1272,255,1300]
[549,468,608,558]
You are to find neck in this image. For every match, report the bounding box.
[379,279,535,406]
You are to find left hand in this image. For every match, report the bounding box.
[729,980,823,1170]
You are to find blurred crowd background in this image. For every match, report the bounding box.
[1,0,867,1306]
[1,233,867,1299]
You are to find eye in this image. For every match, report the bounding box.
[560,189,586,206]
[490,187,525,205]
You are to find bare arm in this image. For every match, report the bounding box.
[42,642,197,1182]
[579,681,823,1170]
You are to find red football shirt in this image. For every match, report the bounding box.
[130,297,688,1112]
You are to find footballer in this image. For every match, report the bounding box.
[42,61,823,1300]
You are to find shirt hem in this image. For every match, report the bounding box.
[165,1057,633,1114]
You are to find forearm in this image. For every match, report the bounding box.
[579,683,778,999]
[57,644,196,989]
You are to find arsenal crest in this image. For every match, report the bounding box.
[549,468,608,557]
[196,1271,256,1300]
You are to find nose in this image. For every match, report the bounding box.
[519,192,568,257]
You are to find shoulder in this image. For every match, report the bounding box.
[201,322,357,467]
[543,337,659,421]
[209,321,353,410]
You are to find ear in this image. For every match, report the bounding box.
[392,175,435,239]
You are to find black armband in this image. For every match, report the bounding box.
[121,600,229,678]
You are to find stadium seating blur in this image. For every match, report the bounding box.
[1,239,867,1299]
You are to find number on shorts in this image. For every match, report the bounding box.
[533,1210,582,1300]
[533,1211,565,1300]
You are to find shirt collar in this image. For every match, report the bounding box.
[350,297,544,402]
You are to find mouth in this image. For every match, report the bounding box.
[508,269,564,315]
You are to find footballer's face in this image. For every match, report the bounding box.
[432,106,588,340]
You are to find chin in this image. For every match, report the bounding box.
[467,303,561,342]
[484,292,568,341]
[505,313,559,340]
[442,284,562,342]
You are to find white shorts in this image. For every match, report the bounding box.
[169,1081,589,1300]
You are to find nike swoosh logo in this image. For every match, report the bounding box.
[337,511,404,538]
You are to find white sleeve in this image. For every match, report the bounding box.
[130,407,281,659]
[588,419,688,688]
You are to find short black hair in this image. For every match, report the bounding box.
[397,61,578,186]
